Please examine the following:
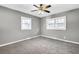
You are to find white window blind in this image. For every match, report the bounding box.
[46,16,66,30]
[21,16,31,30]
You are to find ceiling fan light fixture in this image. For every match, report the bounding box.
[38,10,44,14]
[31,4,51,14]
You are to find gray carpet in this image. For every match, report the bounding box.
[0,36,79,54]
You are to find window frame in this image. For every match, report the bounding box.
[46,16,66,30]
[21,16,32,30]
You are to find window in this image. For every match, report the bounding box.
[46,16,66,30]
[21,16,31,30]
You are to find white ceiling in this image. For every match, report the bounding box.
[1,4,79,18]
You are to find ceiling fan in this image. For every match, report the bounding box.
[31,4,51,14]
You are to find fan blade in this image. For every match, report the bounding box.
[44,10,50,13]
[40,4,43,7]
[33,5,39,8]
[31,10,38,12]
[45,5,51,8]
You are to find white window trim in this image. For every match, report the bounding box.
[21,16,32,30]
[46,16,66,30]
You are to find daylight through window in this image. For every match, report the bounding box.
[46,16,66,30]
[21,16,32,30]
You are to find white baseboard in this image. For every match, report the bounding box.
[0,35,79,48]
[41,35,79,45]
[0,35,41,47]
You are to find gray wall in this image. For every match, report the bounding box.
[0,5,79,45]
[0,6,41,45]
[41,9,79,42]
